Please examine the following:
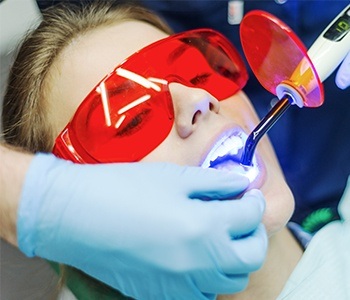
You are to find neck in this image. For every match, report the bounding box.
[218,227,303,300]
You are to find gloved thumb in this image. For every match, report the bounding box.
[178,166,250,200]
[336,51,350,89]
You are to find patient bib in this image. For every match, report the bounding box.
[277,176,350,299]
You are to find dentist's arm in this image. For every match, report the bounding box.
[0,144,32,246]
[0,143,268,299]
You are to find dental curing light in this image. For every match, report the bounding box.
[240,5,350,166]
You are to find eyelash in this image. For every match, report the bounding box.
[116,108,151,137]
[190,73,211,85]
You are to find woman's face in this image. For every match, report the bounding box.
[47,20,294,235]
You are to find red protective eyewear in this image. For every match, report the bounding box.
[52,29,248,163]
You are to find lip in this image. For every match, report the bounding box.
[200,126,266,188]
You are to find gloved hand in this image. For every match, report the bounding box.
[336,51,350,89]
[18,153,267,300]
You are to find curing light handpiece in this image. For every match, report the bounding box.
[240,5,350,167]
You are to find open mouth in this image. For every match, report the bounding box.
[201,130,260,183]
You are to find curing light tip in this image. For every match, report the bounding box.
[240,95,292,166]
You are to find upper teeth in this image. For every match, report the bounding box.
[201,133,245,168]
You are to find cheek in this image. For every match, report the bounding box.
[140,126,197,165]
[262,175,295,236]
[255,131,295,235]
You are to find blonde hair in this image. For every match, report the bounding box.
[2,2,172,298]
[2,0,172,153]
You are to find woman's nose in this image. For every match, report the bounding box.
[169,83,220,138]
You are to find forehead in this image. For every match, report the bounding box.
[47,21,168,134]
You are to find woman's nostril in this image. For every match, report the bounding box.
[192,110,202,124]
[209,102,214,111]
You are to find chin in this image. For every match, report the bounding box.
[261,174,295,236]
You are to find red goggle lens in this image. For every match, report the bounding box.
[53,29,248,163]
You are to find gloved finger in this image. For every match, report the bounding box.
[336,51,350,89]
[180,166,250,199]
[194,269,249,295]
[209,189,265,236]
[221,224,268,274]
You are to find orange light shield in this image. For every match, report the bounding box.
[240,10,324,108]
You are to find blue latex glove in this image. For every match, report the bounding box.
[336,51,350,89]
[18,153,267,300]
